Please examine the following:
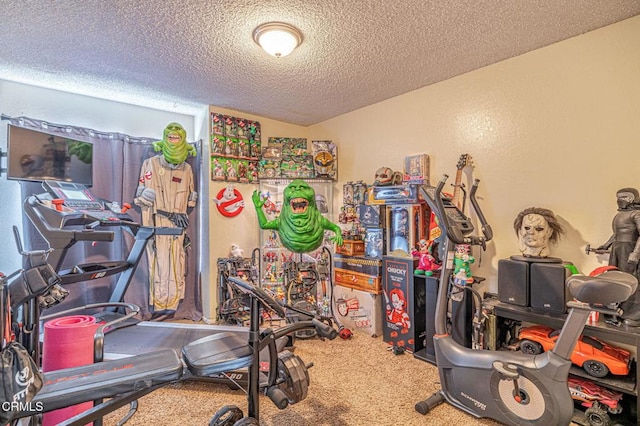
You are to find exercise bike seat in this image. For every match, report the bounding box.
[567,270,638,305]
[181,331,254,377]
[31,349,183,412]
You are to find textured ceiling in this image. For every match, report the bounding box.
[2,1,639,126]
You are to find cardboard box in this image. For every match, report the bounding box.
[334,268,382,294]
[336,239,365,256]
[371,184,420,204]
[364,228,385,259]
[403,153,430,185]
[332,284,383,337]
[359,204,386,228]
[333,254,382,277]
[311,140,337,180]
[382,256,422,352]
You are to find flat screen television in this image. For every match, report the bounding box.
[6,124,93,186]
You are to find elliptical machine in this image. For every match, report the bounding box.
[415,175,638,425]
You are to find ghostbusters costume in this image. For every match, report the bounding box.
[134,122,197,311]
[135,155,196,310]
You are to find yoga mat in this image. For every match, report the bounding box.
[42,315,98,426]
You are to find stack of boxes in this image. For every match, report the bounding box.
[332,182,384,337]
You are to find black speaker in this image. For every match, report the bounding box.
[498,259,529,307]
[530,262,569,314]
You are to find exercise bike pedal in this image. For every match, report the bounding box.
[492,360,520,380]
[415,391,445,415]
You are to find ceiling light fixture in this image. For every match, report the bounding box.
[253,22,302,58]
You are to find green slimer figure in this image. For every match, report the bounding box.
[252,179,344,253]
[152,122,197,164]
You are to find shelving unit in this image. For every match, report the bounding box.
[494,302,638,425]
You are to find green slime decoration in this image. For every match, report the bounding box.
[252,179,343,253]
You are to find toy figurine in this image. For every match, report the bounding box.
[453,244,475,283]
[513,207,564,258]
[229,244,244,258]
[596,188,640,277]
[252,179,343,253]
[595,188,640,323]
[412,239,440,276]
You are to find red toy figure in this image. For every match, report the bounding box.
[412,238,440,276]
[386,288,411,334]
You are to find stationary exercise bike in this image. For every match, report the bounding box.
[414,175,638,425]
[2,230,337,426]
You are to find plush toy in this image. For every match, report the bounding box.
[453,244,475,284]
[252,179,343,253]
[412,239,440,276]
[229,244,244,258]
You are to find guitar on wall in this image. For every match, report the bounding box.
[428,153,473,240]
[452,153,474,211]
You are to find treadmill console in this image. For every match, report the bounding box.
[43,180,104,210]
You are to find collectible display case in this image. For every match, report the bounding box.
[385,204,430,256]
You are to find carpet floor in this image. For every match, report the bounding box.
[104,332,501,426]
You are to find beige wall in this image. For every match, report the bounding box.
[304,15,640,297]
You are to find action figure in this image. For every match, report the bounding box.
[453,244,475,283]
[252,179,343,253]
[513,207,564,258]
[134,122,197,311]
[596,188,640,275]
[412,239,440,276]
[596,188,640,323]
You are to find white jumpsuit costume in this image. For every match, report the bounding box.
[134,155,196,310]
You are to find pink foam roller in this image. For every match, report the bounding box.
[42,315,98,426]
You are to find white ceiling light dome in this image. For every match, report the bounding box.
[253,22,303,58]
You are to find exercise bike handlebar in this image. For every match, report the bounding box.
[469,179,493,243]
[427,174,492,247]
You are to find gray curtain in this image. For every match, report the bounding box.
[9,115,202,321]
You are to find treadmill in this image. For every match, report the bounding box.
[22,181,278,371]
